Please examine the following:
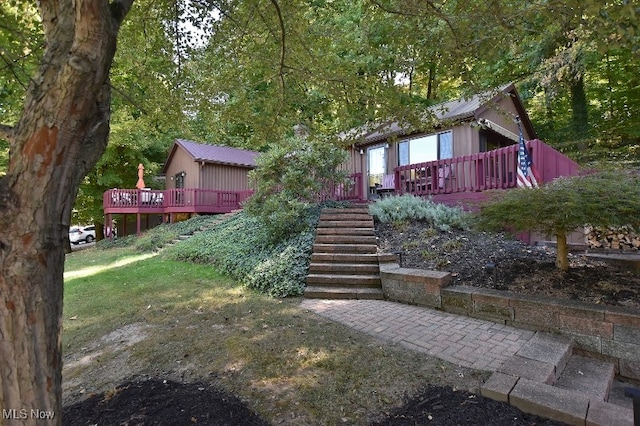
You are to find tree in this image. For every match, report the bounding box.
[476,172,640,271]
[0,1,134,423]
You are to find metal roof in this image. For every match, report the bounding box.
[172,139,259,168]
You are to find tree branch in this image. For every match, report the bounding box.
[269,0,286,95]
[110,0,135,27]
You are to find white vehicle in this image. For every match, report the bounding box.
[69,225,96,245]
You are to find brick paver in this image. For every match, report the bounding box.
[300,299,536,371]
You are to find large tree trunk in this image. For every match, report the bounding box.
[0,2,132,424]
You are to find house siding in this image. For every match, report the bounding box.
[200,163,254,191]
[165,147,200,189]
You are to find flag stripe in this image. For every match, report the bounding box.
[516,121,539,188]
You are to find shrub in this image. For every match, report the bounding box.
[164,204,342,297]
[369,194,469,231]
[244,134,348,241]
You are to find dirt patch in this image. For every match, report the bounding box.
[376,222,640,310]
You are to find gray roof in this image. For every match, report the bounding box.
[352,83,520,144]
[174,139,259,168]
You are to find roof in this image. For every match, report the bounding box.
[350,83,535,145]
[163,139,259,173]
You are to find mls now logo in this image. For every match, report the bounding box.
[2,409,55,420]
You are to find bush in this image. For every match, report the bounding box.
[369,194,469,231]
[164,204,340,297]
[244,134,348,241]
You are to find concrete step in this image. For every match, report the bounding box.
[310,253,381,264]
[313,243,377,254]
[303,286,384,300]
[306,274,381,288]
[318,220,374,228]
[314,235,378,244]
[555,355,615,402]
[309,262,380,275]
[497,332,573,384]
[315,227,375,236]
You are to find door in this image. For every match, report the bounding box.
[367,145,387,197]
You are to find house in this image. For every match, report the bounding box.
[103,140,259,236]
[341,83,580,207]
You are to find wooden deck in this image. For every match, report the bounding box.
[103,188,255,215]
[384,139,580,208]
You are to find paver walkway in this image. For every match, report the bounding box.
[300,299,536,371]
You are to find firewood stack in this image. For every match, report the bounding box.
[585,226,640,251]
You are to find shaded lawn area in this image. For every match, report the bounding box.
[62,247,561,425]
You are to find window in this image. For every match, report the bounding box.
[398,131,453,166]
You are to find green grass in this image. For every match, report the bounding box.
[63,244,488,424]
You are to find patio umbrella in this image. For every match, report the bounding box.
[136,163,146,189]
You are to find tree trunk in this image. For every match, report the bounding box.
[555,230,569,272]
[0,2,132,424]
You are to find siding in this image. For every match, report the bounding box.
[200,163,254,191]
[164,147,200,189]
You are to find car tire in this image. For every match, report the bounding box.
[85,235,94,243]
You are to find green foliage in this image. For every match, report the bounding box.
[476,171,640,237]
[369,195,470,231]
[244,135,348,240]
[97,215,218,252]
[165,206,334,297]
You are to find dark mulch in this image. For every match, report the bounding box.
[62,379,268,426]
[376,222,640,310]
[372,385,565,425]
[63,380,567,426]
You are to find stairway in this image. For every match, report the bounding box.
[481,332,633,425]
[304,206,384,300]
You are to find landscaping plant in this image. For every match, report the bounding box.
[369,194,470,231]
[476,171,640,271]
[243,134,348,240]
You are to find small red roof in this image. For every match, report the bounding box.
[163,139,259,173]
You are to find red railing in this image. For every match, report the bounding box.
[316,173,363,202]
[394,140,578,197]
[103,188,254,213]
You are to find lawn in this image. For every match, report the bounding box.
[63,246,487,425]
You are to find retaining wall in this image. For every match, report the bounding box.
[379,262,640,381]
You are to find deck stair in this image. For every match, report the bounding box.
[304,206,384,300]
[481,332,632,425]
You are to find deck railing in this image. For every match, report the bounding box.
[103,188,254,213]
[316,173,363,202]
[395,141,549,196]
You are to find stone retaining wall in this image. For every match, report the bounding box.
[379,262,640,381]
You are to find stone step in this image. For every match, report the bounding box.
[310,253,381,263]
[554,355,615,402]
[303,286,384,300]
[320,213,373,221]
[314,235,378,245]
[309,262,380,275]
[306,274,381,288]
[315,227,375,236]
[313,243,377,254]
[318,220,374,228]
[321,207,370,214]
[497,332,573,384]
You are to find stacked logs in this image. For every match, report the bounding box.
[585,226,640,250]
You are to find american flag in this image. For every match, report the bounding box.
[516,120,539,188]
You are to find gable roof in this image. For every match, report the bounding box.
[350,83,536,145]
[163,139,259,173]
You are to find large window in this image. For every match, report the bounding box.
[398,131,453,166]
